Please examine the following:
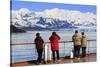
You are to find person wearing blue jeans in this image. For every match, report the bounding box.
[74,45,81,58]
[72,30,81,59]
[34,33,44,63]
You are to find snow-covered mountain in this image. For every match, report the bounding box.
[11,8,96,31]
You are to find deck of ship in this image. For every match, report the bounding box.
[11,53,96,67]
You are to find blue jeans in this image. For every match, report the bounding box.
[37,49,43,63]
[74,45,80,58]
[82,47,86,57]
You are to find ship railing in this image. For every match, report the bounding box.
[11,39,96,63]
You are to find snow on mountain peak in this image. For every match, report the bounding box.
[38,8,96,23]
[18,8,30,14]
[11,8,96,28]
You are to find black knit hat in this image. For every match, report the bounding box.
[36,33,40,36]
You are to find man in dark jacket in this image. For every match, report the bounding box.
[34,33,44,63]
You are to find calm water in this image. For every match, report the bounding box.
[11,31,97,63]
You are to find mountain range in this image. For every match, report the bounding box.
[11,8,96,31]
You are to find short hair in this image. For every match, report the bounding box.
[36,33,40,36]
[52,32,56,35]
[75,30,78,33]
[81,32,84,35]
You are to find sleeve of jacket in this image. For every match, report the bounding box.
[42,38,44,44]
[56,34,61,40]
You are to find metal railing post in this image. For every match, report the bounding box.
[87,41,90,56]
[63,41,65,57]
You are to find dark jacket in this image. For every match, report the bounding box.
[34,36,44,49]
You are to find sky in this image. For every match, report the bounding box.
[11,0,96,14]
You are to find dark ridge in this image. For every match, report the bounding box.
[10,25,26,33]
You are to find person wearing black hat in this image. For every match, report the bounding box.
[34,33,44,64]
[72,30,81,59]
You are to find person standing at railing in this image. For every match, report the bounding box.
[72,30,81,60]
[34,33,44,64]
[81,32,88,58]
[49,32,61,63]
